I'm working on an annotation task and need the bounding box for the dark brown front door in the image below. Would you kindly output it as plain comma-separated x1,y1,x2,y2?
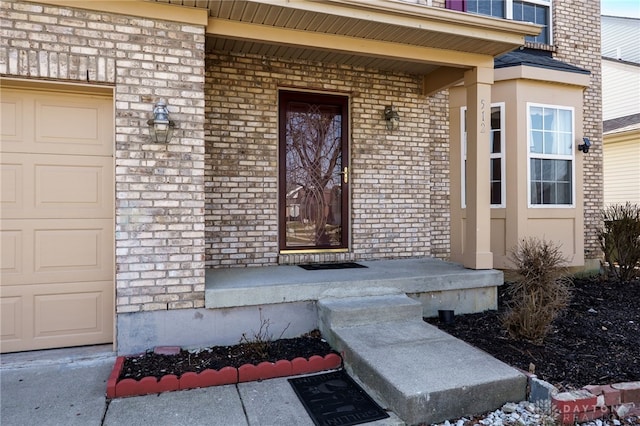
279,91,349,251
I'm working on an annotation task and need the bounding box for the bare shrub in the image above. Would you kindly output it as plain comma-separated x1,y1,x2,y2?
502,237,572,344
239,309,290,359
599,202,640,282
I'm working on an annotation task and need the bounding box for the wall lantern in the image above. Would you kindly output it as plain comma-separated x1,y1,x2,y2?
147,100,175,143
578,137,591,153
384,105,400,131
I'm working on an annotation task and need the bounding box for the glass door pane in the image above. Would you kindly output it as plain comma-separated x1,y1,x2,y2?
279,92,348,250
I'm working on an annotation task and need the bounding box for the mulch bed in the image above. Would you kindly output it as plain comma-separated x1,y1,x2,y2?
426,276,640,391
117,276,639,394
119,330,336,381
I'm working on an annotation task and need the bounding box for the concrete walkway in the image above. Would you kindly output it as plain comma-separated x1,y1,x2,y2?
318,295,526,425
0,346,402,426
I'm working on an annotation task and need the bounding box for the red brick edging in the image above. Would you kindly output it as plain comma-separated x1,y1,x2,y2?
106,353,343,399
552,381,640,424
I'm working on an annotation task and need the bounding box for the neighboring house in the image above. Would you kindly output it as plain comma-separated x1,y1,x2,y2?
601,15,640,205
0,0,601,355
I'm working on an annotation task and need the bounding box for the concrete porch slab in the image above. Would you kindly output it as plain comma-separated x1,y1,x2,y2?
205,258,503,314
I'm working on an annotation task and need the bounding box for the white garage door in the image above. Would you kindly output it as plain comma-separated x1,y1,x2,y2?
1,84,114,353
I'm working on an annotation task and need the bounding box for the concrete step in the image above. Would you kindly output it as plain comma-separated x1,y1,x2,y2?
319,295,527,425
318,294,423,329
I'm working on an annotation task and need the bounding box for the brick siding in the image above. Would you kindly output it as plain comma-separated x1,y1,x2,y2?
0,0,207,313
204,52,450,267
553,1,603,262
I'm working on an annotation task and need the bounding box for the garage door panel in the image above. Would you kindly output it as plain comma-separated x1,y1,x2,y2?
36,228,103,272
1,84,113,353
0,163,22,209
1,281,112,352
1,229,23,275
0,219,113,286
36,164,102,205
1,153,112,219
1,296,24,343
0,93,24,144
1,89,112,156
36,102,100,145
35,290,104,337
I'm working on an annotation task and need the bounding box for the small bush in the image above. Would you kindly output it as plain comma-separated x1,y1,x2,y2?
502,237,571,344
599,202,640,282
238,309,290,359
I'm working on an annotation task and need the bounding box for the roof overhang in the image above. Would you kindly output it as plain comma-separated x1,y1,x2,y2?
199,0,540,94
495,65,592,87
35,0,542,94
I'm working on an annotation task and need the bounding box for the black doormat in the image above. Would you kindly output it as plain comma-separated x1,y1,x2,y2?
288,370,390,426
298,262,367,271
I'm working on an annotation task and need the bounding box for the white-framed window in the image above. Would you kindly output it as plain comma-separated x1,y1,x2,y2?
461,103,506,208
466,0,506,18
460,0,552,45
513,0,551,44
527,103,575,207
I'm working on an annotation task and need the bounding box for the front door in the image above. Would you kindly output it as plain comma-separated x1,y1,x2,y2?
279,91,349,251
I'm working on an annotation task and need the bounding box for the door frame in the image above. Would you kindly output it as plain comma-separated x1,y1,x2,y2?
277,90,350,253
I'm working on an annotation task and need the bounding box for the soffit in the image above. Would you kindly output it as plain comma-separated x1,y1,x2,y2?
152,0,541,75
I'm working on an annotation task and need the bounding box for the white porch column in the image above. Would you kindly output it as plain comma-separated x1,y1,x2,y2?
463,66,493,270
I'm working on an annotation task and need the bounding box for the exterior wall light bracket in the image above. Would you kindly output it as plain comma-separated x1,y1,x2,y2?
578,137,591,153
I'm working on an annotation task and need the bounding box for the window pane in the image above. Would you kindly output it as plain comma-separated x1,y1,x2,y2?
491,107,501,130
531,158,541,180
542,160,554,180
531,130,543,153
491,158,502,180
543,108,556,131
531,181,541,204
557,160,571,182
542,182,555,204
530,107,543,129
491,131,501,153
558,133,572,155
544,132,555,154
467,0,478,12
558,109,572,132
523,2,535,22
491,182,502,205
536,5,547,25
478,0,491,15
513,1,523,20
493,0,505,17
557,182,572,204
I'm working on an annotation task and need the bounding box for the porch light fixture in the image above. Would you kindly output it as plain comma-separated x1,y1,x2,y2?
384,105,400,131
147,100,175,143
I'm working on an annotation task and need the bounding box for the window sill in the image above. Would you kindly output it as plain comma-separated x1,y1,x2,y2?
523,41,556,52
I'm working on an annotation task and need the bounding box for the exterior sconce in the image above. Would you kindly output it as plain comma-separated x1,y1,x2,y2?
147,100,175,143
578,137,591,153
384,105,400,131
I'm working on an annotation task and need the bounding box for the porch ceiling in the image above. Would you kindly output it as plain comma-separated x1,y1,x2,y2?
153,0,541,79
